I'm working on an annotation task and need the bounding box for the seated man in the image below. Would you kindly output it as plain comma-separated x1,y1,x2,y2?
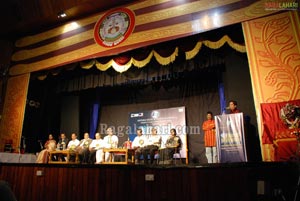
89,133,104,164
142,127,161,164
161,128,182,164
56,133,69,150
103,127,119,162
67,133,80,162
56,133,69,161
76,132,92,163
132,128,147,164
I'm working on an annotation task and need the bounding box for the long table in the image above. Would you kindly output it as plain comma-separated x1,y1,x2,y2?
0,152,37,163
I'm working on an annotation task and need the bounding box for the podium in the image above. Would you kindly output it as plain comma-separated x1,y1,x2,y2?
215,113,247,163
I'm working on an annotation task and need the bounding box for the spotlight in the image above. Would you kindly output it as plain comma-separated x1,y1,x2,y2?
57,11,67,18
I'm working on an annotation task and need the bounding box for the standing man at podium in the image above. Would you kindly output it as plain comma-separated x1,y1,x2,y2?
228,100,241,114
202,111,217,163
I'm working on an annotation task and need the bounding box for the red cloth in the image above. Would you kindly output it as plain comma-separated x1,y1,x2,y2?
273,135,298,161
261,99,300,144
261,99,300,161
230,108,241,114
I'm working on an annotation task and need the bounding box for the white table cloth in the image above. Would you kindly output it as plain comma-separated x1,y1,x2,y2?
0,152,37,163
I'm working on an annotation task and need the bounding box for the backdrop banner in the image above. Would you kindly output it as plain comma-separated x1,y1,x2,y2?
128,106,187,158
215,113,247,163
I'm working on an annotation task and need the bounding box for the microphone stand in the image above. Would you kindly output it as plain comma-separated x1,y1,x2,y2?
38,140,43,150
22,137,26,153
18,146,21,163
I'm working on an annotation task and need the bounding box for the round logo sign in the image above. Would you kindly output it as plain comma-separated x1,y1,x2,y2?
94,8,135,48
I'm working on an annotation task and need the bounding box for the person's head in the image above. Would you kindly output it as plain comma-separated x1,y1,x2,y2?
83,132,89,139
151,127,157,135
136,128,143,136
71,133,77,140
48,134,54,140
60,133,66,139
170,128,177,136
229,100,238,111
95,132,101,139
106,127,113,136
206,111,213,120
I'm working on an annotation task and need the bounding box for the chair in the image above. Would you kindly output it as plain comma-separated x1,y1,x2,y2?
138,150,160,164
156,147,182,165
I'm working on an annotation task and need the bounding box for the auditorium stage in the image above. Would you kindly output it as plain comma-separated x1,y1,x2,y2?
0,162,299,201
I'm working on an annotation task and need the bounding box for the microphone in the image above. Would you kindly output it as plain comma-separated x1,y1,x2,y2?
225,107,230,110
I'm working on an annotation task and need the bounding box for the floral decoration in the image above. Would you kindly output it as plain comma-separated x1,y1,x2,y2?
280,103,300,129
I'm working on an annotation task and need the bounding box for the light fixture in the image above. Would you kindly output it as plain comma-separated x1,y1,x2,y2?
57,11,67,18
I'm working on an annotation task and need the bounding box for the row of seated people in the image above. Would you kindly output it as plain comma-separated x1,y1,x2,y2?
36,127,182,165
36,128,118,163
132,127,182,164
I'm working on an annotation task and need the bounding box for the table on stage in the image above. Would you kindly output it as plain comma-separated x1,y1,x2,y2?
48,150,79,164
102,148,135,164
0,152,37,163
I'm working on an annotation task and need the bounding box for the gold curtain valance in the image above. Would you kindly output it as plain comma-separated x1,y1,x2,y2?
186,35,246,60
82,48,179,73
79,35,245,73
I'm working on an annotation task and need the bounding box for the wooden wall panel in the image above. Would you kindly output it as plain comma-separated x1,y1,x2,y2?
0,164,298,201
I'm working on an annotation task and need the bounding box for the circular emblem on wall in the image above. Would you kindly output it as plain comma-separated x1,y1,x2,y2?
94,8,135,48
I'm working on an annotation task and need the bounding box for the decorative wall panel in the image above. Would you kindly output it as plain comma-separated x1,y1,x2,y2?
243,11,300,161
9,0,280,76
0,74,30,151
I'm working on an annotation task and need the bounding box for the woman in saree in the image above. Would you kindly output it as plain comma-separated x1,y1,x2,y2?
36,134,57,163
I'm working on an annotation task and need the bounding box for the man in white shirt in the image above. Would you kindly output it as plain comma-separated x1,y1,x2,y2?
67,133,80,149
103,127,119,162
89,133,104,164
132,128,147,164
67,133,80,162
142,127,161,164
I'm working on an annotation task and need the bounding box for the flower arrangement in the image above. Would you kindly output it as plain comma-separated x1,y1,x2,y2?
280,103,300,129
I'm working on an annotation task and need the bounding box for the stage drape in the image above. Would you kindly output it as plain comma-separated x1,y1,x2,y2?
261,99,300,161
33,45,226,93
89,103,100,139
22,81,61,153
25,48,225,156
218,82,226,114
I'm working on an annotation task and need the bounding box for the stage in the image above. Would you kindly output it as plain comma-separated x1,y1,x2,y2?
0,162,299,201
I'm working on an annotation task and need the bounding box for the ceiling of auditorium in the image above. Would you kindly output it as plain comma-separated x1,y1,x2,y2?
0,0,138,39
